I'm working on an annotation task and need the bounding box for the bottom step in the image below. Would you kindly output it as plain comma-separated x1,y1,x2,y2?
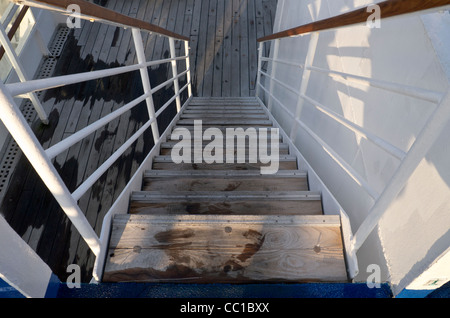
103,214,348,283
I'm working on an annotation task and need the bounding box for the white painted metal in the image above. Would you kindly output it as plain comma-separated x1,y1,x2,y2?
255,42,264,98
169,37,182,112
256,95,359,279
261,56,305,69
290,32,319,142
0,215,54,298
0,22,48,124
71,117,155,201
6,55,188,98
259,82,380,200
351,90,450,252
267,39,280,112
0,81,101,257
132,28,160,144
299,93,407,160
184,41,193,98
155,81,190,118
307,65,444,104
1,3,19,27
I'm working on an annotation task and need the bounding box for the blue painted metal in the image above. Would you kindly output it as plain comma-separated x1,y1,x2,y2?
55,282,392,298
0,278,25,298
44,274,61,298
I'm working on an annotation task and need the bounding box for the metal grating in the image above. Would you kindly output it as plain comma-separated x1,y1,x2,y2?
0,26,70,203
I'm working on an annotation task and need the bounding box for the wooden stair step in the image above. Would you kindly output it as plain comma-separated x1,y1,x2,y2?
129,191,323,215
159,141,289,155
151,155,298,170
172,126,282,135
168,128,283,142
183,109,266,115
142,170,308,191
189,100,260,106
180,113,269,119
103,214,348,283
186,106,263,111
177,119,273,126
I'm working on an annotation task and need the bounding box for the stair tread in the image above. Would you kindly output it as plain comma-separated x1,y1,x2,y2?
129,191,323,215
142,170,308,191
132,190,321,200
103,214,348,283
181,114,269,119
144,170,307,177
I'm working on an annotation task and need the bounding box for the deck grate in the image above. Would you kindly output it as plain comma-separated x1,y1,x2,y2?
0,26,70,203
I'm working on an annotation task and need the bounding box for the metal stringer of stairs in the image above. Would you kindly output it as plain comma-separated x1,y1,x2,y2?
102,97,348,284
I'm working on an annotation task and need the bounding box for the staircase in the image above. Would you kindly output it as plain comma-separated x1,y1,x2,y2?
102,97,348,283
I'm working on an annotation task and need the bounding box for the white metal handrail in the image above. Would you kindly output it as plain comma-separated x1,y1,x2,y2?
0,5,192,272
6,55,189,98
255,3,450,269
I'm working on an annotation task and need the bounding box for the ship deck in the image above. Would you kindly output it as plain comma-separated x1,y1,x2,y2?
0,0,277,282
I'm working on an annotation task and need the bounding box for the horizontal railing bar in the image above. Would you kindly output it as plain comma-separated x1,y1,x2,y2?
258,79,407,160
45,93,150,159
308,65,444,104
259,82,379,199
6,55,188,97
72,117,155,201
261,57,305,68
155,81,190,118
15,0,189,41
259,70,301,96
299,93,407,160
151,69,189,95
258,0,450,42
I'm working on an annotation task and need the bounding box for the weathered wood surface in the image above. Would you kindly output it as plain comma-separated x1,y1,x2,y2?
159,141,290,155
103,214,348,283
151,155,298,171
129,191,323,215
142,170,308,191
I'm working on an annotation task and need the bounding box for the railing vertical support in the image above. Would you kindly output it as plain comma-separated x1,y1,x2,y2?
184,40,193,98
169,37,182,112
132,28,160,143
255,42,264,98
0,22,48,125
290,32,319,142
0,81,101,257
267,39,280,112
351,90,450,253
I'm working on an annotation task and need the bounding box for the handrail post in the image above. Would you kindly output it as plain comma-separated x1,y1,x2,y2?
290,32,319,142
267,39,280,112
351,90,450,253
184,41,193,98
255,42,264,98
169,37,182,112
132,28,160,144
0,81,101,256
0,22,49,125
